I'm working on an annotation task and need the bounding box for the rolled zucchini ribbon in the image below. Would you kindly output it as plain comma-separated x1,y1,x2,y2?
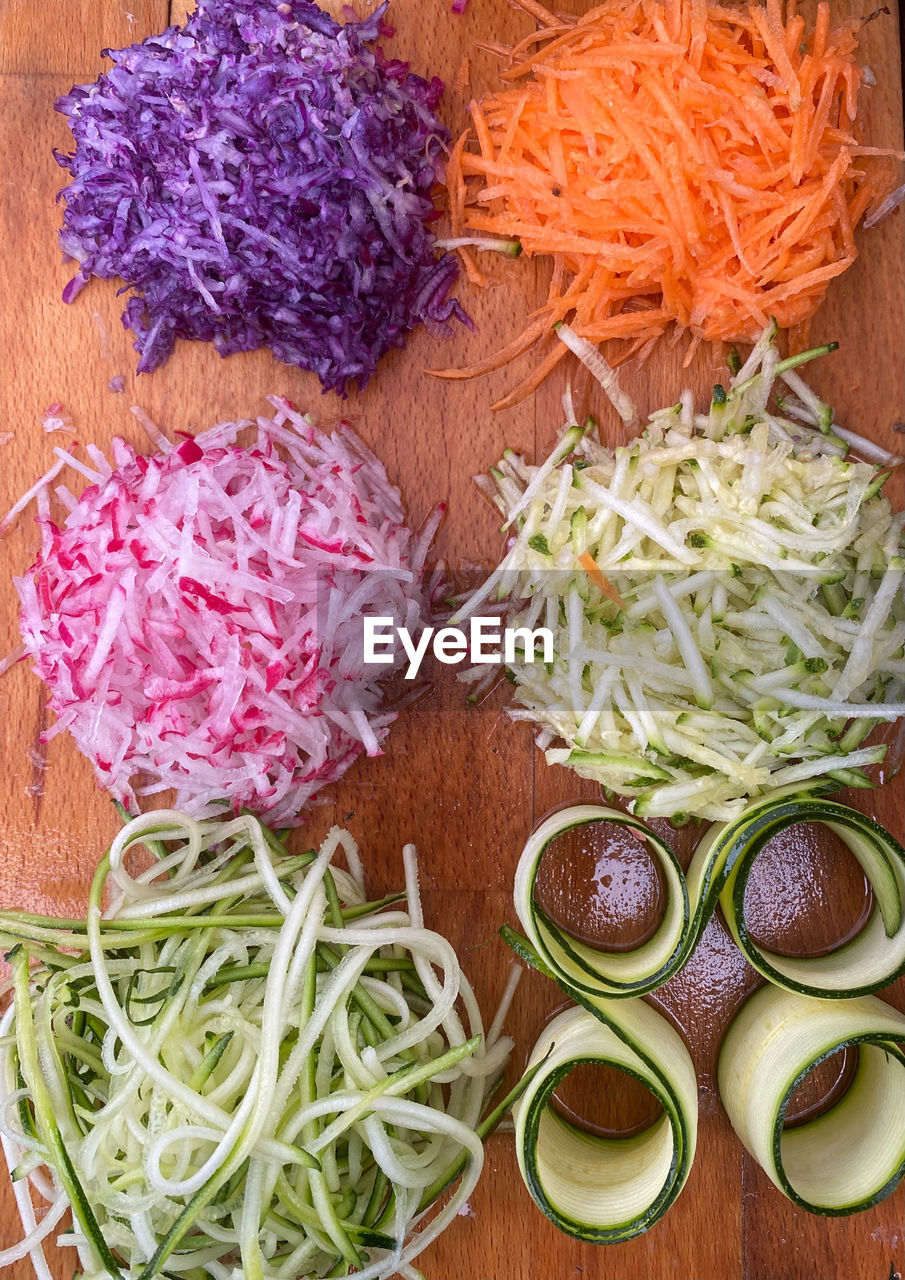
719,986,905,1215
514,790,905,999
514,1002,697,1243
510,791,905,1237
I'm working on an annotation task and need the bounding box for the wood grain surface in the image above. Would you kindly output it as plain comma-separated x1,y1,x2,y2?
0,1,903,1278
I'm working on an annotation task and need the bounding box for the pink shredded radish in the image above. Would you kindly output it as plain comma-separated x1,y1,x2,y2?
0,459,69,539
41,403,72,434
14,399,440,824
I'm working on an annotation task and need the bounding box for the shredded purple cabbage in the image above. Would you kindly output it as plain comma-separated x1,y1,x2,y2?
54,0,467,393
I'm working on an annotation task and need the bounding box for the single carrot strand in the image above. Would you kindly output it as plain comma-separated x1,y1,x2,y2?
507,0,562,30
429,317,550,380
490,341,569,411
578,552,627,609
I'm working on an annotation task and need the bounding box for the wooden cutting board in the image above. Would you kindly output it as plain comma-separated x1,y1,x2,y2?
0,1,902,1277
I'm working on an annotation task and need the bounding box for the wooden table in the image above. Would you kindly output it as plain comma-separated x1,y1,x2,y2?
0,1,902,1277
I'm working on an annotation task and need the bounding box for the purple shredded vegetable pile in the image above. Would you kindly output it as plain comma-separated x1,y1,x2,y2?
54,0,466,393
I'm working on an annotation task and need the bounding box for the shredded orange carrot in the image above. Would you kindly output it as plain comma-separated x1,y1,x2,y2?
447,127,488,288
578,551,627,609
431,316,550,380
508,0,562,29
439,0,903,403
491,340,568,410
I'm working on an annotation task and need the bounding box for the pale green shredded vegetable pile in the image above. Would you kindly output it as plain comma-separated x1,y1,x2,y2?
458,328,905,820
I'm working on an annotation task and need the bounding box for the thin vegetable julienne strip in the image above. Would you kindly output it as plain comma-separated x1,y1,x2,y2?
307,1038,482,1156
416,1052,551,1212
294,950,362,1272
0,893,404,947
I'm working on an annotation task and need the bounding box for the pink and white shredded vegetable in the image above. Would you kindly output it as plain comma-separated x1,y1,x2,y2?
14,400,441,824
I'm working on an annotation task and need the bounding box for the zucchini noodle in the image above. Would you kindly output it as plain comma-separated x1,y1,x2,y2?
508,793,905,1237
0,811,519,1280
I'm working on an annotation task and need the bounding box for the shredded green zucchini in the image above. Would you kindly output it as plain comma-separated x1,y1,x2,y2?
458,329,904,819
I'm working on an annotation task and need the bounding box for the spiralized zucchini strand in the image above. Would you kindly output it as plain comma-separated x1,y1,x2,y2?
0,812,515,1280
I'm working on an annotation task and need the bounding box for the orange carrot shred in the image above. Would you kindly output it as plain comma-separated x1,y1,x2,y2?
428,317,550,380
445,0,901,408
490,341,568,411
508,0,562,29
578,552,627,609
